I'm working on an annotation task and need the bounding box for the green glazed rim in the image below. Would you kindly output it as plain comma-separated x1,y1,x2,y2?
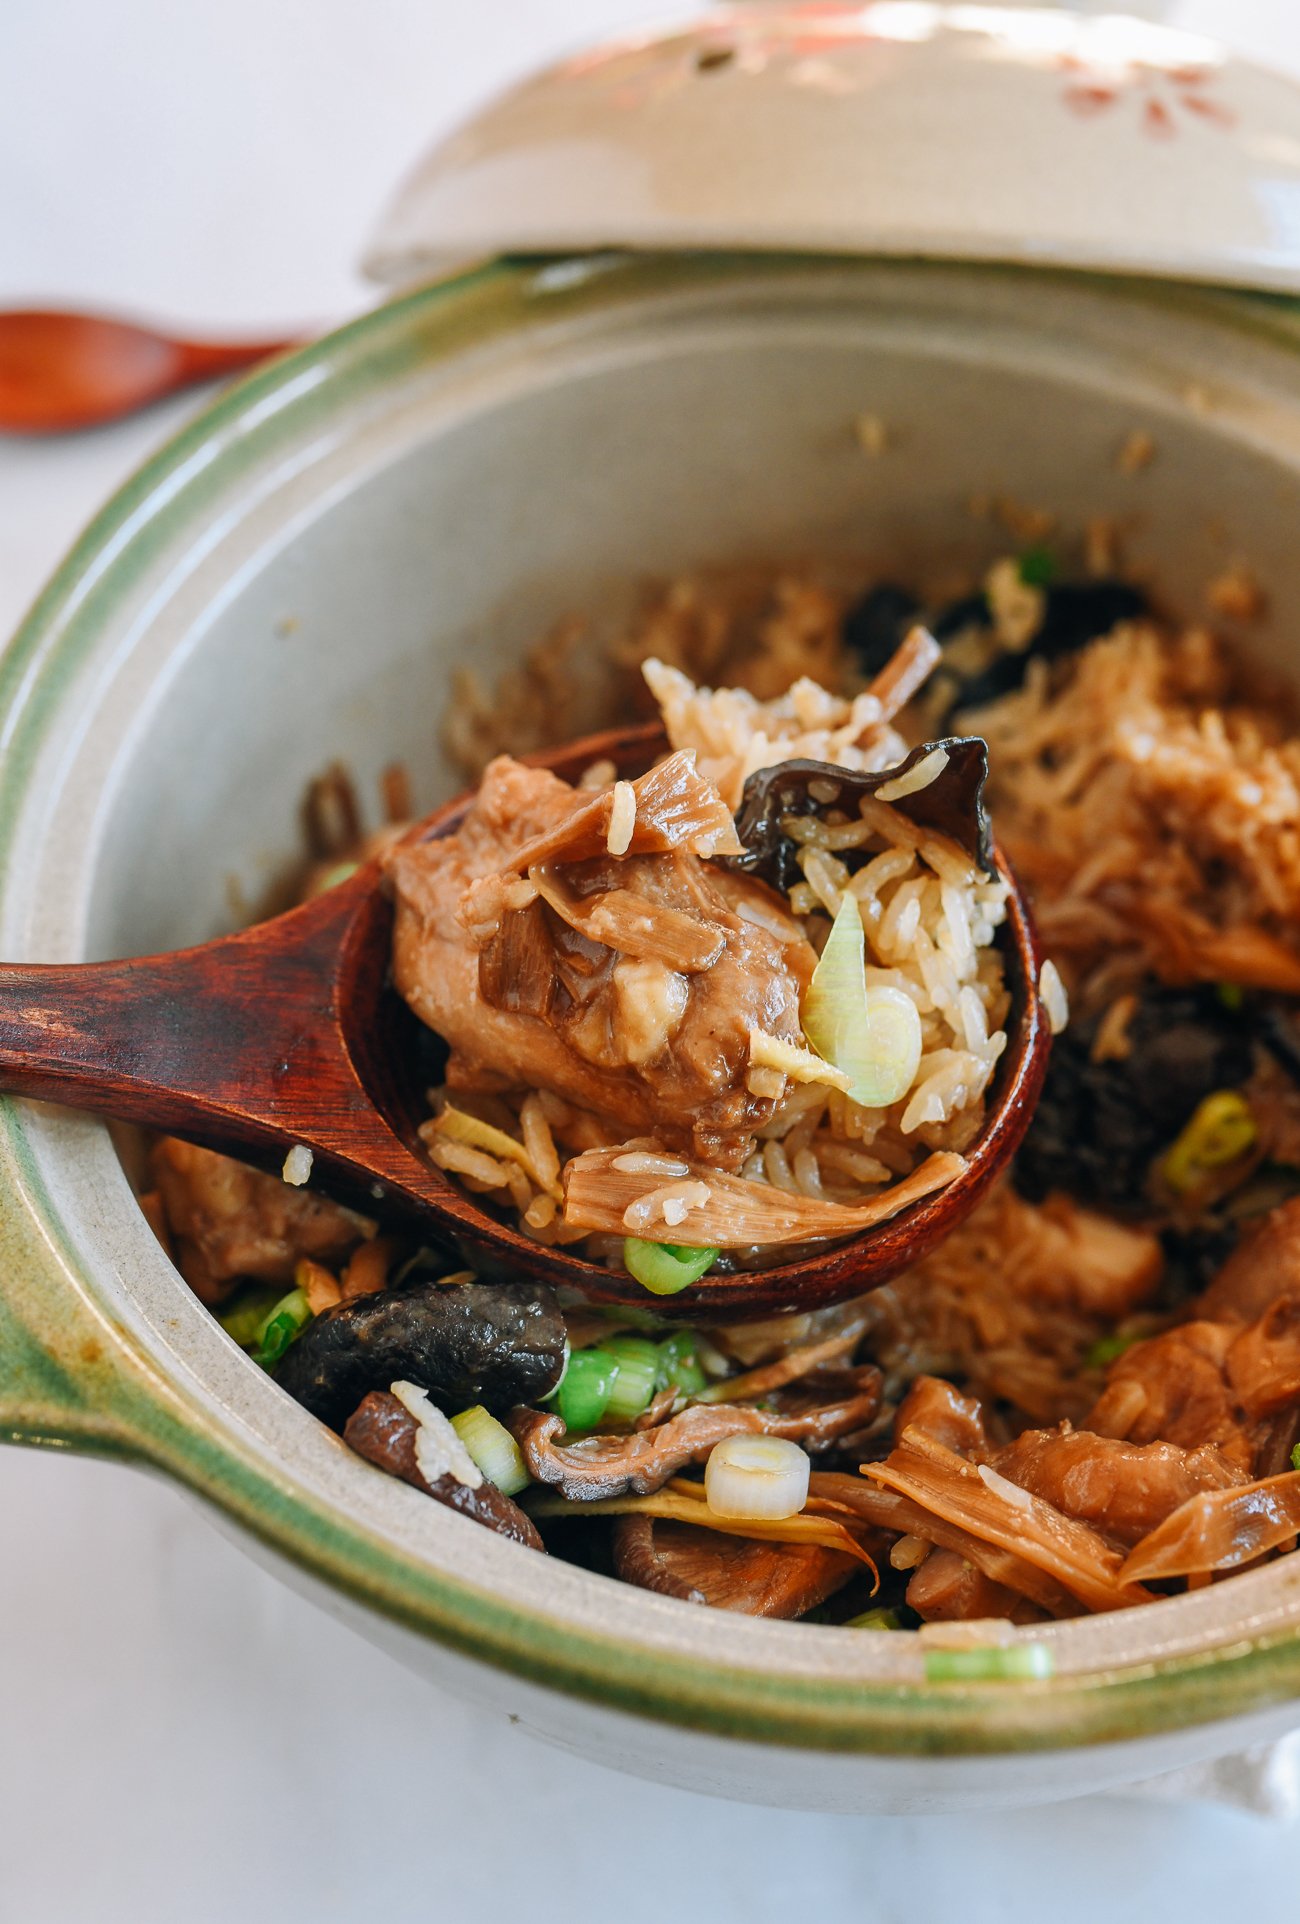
4,251,1300,1758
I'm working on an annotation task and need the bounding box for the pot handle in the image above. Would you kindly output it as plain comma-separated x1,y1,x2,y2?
0,1149,157,1459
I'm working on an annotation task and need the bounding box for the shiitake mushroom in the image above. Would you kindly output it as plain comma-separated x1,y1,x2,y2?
842,576,1149,714
274,1274,567,1431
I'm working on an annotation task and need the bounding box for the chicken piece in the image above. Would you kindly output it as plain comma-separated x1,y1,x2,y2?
150,1138,371,1305
612,1515,857,1617
470,747,745,875
1225,1294,1300,1423
1197,1197,1300,1325
862,1182,1165,1430
1008,1195,1165,1320
1085,1321,1256,1475
860,1429,1158,1612
894,1376,990,1457
993,1427,1245,1547
387,754,817,1171
904,1548,1040,1624
812,1472,1084,1619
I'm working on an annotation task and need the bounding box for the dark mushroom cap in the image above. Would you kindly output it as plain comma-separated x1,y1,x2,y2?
275,1278,567,1431
725,740,994,894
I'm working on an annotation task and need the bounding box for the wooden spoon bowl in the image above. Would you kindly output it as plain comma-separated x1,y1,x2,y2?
0,723,1049,1320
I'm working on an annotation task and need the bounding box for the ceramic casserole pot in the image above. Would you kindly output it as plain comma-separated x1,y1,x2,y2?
9,6,1300,1814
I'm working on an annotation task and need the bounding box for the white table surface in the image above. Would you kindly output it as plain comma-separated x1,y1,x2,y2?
5,3,1300,1918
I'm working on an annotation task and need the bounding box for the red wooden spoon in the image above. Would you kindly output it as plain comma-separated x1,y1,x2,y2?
0,308,296,434
0,725,1049,1317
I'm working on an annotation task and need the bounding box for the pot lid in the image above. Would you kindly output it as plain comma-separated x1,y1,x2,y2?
362,3,1300,295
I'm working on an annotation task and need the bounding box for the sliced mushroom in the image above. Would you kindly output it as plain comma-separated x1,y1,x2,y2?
343,1390,543,1550
512,1367,881,1501
275,1278,567,1431
612,1514,856,1617
724,737,996,892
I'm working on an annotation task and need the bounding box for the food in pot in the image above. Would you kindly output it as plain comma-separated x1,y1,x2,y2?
386,629,1010,1271
141,554,1300,1633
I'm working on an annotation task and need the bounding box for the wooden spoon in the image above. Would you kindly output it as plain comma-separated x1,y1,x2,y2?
0,724,1050,1319
0,308,296,434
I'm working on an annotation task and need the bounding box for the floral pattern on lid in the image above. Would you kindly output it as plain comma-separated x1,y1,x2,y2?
363,2,1300,293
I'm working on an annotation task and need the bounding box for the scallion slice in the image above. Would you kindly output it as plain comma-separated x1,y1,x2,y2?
603,1336,661,1421
656,1331,708,1398
845,1607,902,1631
451,1405,530,1496
802,894,922,1109
249,1286,313,1369
623,1239,717,1297
1018,544,1057,588
705,1434,810,1520
307,859,360,897
218,1284,288,1350
923,1643,1055,1683
550,1347,619,1433
1084,1328,1142,1371
1161,1089,1257,1194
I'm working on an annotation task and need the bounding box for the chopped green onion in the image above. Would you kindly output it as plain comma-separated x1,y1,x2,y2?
451,1405,531,1496
1084,1328,1143,1371
656,1331,708,1399
218,1284,288,1349
551,1347,619,1432
705,1433,810,1519
845,1607,902,1631
923,1643,1055,1683
1291,1442,1300,1474
307,859,360,897
623,1238,717,1297
1018,545,1057,588
1216,982,1246,1013
802,895,922,1109
603,1336,662,1421
249,1286,313,1369
1161,1090,1257,1194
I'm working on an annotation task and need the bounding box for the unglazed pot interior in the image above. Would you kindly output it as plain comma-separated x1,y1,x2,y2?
9,256,1300,1799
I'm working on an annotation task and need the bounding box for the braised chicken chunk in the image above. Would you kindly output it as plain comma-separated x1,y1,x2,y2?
150,1138,371,1304
387,751,817,1170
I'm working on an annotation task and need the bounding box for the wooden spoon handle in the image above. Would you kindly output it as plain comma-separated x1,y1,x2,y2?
0,940,336,1151
0,309,299,434
0,876,387,1163
174,336,297,382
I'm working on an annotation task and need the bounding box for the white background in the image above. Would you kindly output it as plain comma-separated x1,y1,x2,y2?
3,2,1300,1918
